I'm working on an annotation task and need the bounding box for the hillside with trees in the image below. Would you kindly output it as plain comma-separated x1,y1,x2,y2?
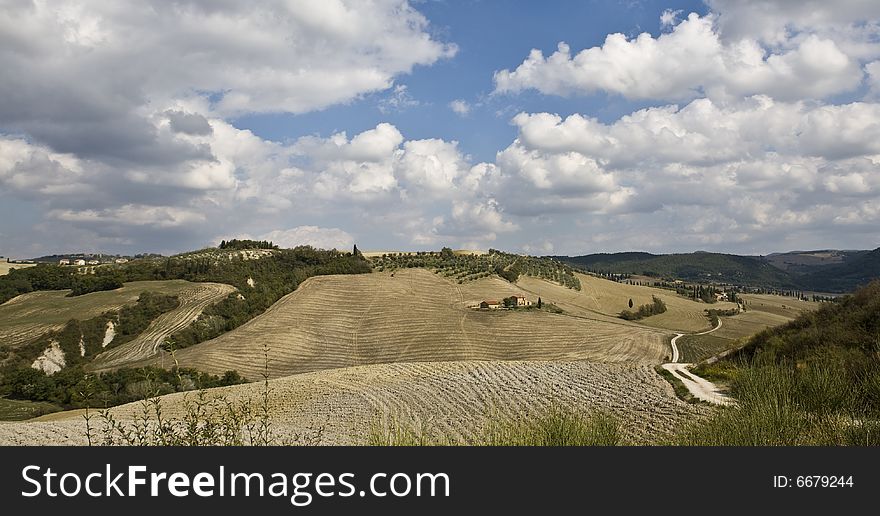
793,247,880,293
686,280,880,445
370,248,582,290
0,264,126,304
558,251,795,287
558,247,880,292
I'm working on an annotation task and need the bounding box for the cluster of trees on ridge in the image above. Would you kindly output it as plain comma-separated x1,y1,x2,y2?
371,248,581,290
218,239,278,250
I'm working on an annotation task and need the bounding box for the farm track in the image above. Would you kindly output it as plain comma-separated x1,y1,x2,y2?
151,269,673,380
89,282,236,371
0,360,708,445
663,320,734,405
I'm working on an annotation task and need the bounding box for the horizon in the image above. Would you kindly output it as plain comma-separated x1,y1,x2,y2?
2,1,880,258
7,244,876,262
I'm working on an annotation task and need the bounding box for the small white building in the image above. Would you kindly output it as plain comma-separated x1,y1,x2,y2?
114,258,129,264
73,259,86,266
87,260,100,265
59,259,70,265
515,295,532,307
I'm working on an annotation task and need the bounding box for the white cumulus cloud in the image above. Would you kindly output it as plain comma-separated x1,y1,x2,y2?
253,226,355,251
494,11,870,102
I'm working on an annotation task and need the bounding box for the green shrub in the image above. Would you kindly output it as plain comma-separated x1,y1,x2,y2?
619,295,667,320
482,406,622,446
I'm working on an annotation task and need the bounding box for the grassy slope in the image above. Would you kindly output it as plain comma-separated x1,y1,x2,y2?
516,272,737,332
0,280,229,350
682,282,880,445
88,282,236,370
677,294,817,363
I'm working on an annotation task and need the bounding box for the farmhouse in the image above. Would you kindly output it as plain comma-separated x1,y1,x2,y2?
58,259,70,265
479,300,501,309
87,260,100,265
514,295,532,307
73,259,86,266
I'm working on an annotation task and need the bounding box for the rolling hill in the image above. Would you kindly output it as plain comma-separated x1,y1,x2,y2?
557,248,880,292
558,251,795,286
791,248,880,293
0,280,219,350
143,268,681,380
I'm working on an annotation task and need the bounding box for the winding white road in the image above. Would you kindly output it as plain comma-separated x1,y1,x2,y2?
661,318,734,406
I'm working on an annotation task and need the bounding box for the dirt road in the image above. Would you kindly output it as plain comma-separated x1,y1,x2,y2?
662,319,734,406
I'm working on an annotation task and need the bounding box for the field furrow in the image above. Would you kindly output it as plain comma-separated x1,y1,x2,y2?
149,269,672,379
0,360,708,445
89,282,236,370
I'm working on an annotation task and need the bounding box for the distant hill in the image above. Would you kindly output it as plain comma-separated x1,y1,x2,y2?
556,251,796,287
556,247,880,293
764,249,868,275
793,248,880,293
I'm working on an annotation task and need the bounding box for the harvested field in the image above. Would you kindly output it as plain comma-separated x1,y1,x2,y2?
0,360,707,445
677,307,808,363
739,294,817,319
0,262,35,276
0,280,221,349
89,282,236,371
515,273,737,332
145,269,672,380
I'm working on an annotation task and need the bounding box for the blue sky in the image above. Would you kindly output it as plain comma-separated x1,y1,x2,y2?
1,1,880,258
234,0,710,162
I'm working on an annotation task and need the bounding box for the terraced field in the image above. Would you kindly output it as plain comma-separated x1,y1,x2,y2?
515,273,737,332
147,269,672,380
0,280,221,349
89,282,236,371
0,360,707,445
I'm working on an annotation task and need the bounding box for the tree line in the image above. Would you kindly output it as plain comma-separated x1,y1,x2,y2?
218,239,278,250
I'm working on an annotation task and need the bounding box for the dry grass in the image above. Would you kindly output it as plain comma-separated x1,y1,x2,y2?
0,360,707,445
676,299,815,363
147,269,672,379
0,262,36,276
515,273,736,332
739,293,818,319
